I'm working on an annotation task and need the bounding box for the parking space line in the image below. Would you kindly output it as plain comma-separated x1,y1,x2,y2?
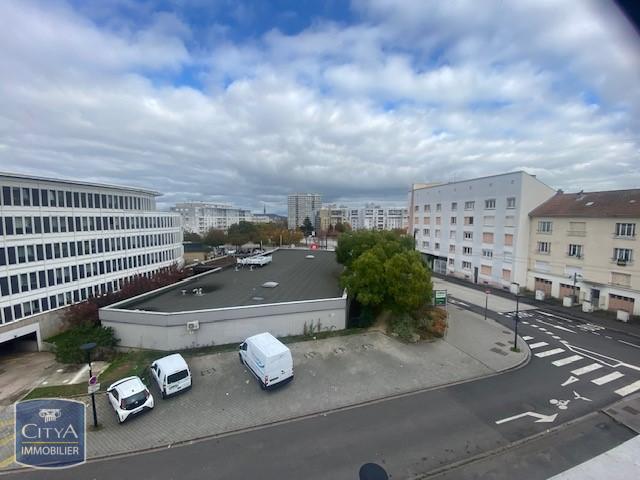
591,371,625,386
615,380,640,397
522,336,534,341
552,355,583,367
571,363,602,376
535,348,565,358
0,455,15,469
529,342,549,349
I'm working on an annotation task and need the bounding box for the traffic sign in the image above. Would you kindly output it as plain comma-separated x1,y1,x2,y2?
89,375,97,386
434,290,447,306
88,383,100,394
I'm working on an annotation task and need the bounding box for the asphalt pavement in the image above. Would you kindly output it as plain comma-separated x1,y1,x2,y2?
3,281,639,479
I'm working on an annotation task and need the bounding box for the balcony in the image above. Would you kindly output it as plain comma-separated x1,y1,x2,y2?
566,253,584,260
611,258,633,267
612,233,636,240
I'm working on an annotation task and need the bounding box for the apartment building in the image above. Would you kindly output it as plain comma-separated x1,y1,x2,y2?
287,193,322,230
527,189,640,316
172,202,252,234
350,204,408,231
408,171,556,288
0,172,183,347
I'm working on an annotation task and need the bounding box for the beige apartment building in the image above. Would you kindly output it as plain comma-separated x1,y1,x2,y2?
527,189,640,317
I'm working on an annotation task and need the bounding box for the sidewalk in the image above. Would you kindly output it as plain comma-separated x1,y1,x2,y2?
432,273,640,339
1,307,528,467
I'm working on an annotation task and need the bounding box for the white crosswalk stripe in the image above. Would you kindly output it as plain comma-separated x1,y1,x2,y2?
522,336,534,341
552,355,583,367
535,348,565,358
529,342,548,349
615,381,640,397
591,371,624,385
571,363,603,376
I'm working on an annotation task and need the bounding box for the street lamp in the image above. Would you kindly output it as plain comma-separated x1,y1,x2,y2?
511,283,521,351
80,342,99,428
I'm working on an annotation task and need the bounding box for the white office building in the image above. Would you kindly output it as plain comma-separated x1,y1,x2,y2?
171,202,252,234
0,172,184,348
288,193,322,230
408,171,555,289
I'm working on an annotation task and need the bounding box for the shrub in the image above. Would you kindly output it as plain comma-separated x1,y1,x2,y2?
389,313,417,342
414,306,448,339
52,325,119,364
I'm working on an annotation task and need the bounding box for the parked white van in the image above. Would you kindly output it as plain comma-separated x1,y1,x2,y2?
150,353,192,398
239,333,294,390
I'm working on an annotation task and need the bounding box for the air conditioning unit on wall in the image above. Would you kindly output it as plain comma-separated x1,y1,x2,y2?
186,320,200,331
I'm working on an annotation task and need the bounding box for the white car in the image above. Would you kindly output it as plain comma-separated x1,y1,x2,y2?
150,354,192,399
107,376,154,424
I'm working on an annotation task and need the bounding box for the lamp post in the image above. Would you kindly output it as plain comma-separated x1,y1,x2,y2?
80,342,99,428
484,289,490,321
511,283,520,351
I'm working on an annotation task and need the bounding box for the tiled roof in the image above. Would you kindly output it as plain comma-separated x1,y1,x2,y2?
529,189,640,218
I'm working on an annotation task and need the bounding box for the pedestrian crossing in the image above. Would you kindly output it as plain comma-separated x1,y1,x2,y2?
522,335,640,398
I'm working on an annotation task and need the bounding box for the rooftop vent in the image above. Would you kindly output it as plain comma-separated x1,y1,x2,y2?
252,296,265,301
262,281,279,288
630,200,637,204
585,201,594,206
306,255,315,259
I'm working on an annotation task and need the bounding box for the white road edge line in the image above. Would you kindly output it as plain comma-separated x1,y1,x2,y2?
619,340,640,350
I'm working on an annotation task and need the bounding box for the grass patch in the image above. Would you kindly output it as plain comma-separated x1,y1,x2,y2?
24,328,366,400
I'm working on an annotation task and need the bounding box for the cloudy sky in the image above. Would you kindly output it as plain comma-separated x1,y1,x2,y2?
1,0,639,213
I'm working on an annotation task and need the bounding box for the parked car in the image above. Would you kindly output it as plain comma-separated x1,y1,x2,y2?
106,376,154,424
239,332,294,390
150,353,192,398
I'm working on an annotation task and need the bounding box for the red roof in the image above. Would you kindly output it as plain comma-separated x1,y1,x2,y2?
529,189,640,218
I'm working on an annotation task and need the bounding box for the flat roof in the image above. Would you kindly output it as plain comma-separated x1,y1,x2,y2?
120,249,344,312
0,171,161,196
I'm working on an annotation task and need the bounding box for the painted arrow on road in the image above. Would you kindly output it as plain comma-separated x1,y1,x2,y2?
495,411,558,425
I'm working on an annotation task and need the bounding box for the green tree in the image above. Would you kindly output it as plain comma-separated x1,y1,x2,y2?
203,228,226,247
336,230,414,268
227,221,258,247
300,217,314,236
183,231,202,242
384,250,432,313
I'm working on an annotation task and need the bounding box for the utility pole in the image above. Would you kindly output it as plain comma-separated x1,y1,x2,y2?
572,272,578,303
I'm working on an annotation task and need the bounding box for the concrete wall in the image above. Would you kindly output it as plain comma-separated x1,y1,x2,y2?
0,307,66,350
100,296,347,350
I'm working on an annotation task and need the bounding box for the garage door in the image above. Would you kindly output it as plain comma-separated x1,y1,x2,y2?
535,278,552,297
559,283,579,300
609,294,634,315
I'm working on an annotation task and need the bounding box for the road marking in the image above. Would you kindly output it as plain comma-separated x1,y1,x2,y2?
563,344,640,373
538,311,573,322
456,301,469,307
537,319,575,333
497,312,503,315
593,332,601,336
552,336,561,340
535,348,565,358
529,342,549,349
496,411,557,425
573,391,591,402
552,355,583,367
538,328,548,332
619,340,640,350
522,336,534,341
615,380,640,397
0,455,15,469
605,336,612,340
561,376,579,386
591,371,624,385
571,363,603,376
522,321,530,325
69,364,90,385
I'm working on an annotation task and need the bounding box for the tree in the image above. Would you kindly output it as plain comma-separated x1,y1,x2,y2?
300,217,314,236
227,221,258,248
384,251,432,313
335,230,413,268
183,231,202,242
203,228,226,247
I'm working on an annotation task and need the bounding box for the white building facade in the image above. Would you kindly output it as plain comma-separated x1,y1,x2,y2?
408,171,555,289
0,172,183,347
287,193,322,230
171,202,252,234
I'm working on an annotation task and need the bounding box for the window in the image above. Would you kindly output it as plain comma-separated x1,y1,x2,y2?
538,221,552,233
483,216,495,226
504,234,514,246
449,245,455,253
422,241,429,248
485,199,496,209
611,272,631,287
15,217,23,235
448,258,455,266
463,246,472,255
464,201,475,210
613,248,632,263
2,186,11,206
502,269,511,281
434,242,440,250
483,232,494,243
615,223,636,238
414,205,419,212
436,217,441,225
568,221,586,236
537,241,551,254
449,231,456,240
436,203,441,212
464,216,474,225
423,217,430,224
482,249,493,258
451,202,457,211
568,244,583,258
505,216,515,227
463,231,473,240
435,229,440,238
422,228,428,235
450,216,457,225
506,197,516,209
480,265,492,276
462,261,472,270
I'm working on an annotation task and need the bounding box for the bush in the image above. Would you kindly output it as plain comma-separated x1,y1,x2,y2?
414,306,448,339
389,313,417,342
52,325,119,364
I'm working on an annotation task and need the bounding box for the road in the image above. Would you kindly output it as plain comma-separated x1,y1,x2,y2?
3,298,639,479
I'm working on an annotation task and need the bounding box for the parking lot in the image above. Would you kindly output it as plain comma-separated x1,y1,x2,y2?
82,330,505,458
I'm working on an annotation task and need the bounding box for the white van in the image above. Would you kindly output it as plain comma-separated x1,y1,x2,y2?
150,353,192,398
239,333,294,390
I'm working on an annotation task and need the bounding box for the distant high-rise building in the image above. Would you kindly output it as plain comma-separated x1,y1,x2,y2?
287,193,322,230
171,202,251,234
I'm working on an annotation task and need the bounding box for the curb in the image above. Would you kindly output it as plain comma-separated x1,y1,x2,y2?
0,338,532,474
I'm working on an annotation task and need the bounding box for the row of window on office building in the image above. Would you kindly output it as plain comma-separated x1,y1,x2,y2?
0,232,179,267
1,213,178,237
1,185,154,211
0,266,174,325
414,198,517,213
